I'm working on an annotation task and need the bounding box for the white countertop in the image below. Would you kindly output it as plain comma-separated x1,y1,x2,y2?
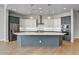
14,31,66,35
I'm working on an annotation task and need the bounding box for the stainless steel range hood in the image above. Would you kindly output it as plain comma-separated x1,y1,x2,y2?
38,15,44,25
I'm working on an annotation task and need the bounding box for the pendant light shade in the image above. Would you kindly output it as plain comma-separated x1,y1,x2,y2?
48,16,51,19
30,16,33,19
30,4,33,19
47,4,51,19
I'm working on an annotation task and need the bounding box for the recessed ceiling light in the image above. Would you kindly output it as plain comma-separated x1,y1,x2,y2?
64,8,66,10
12,9,16,11
48,16,51,19
40,11,42,13
39,8,42,9
30,16,33,19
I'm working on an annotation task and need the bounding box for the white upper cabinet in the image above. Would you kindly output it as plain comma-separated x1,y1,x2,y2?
43,18,61,31
25,19,36,27
20,19,37,31
20,18,61,31
53,18,61,31
20,19,25,31
43,19,54,27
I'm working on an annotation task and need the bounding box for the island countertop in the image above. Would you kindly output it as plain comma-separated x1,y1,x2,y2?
14,31,66,35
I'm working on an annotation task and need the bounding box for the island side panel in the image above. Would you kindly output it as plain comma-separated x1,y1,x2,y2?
17,35,22,47
16,35,63,47
59,35,63,46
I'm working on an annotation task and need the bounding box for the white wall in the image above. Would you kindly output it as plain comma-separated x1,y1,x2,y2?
0,5,9,42
70,9,74,42
0,5,5,41
42,18,61,31
20,19,37,31
75,12,79,38
73,10,79,39
4,6,9,42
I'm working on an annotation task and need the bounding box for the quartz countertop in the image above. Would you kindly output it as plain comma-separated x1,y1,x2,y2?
14,31,66,35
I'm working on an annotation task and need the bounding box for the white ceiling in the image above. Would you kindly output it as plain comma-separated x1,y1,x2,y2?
7,4,79,15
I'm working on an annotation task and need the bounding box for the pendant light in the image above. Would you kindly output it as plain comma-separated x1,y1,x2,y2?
47,4,51,19
30,4,34,19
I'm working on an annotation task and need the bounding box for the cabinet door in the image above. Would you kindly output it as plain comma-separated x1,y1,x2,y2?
25,19,37,31
40,36,60,47
61,16,71,41
43,18,61,31
17,35,61,47
20,19,37,31
9,16,19,24
64,32,71,41
20,35,41,47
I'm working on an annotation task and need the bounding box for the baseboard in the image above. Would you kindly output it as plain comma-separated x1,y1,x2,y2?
74,38,79,39
0,39,9,42
0,39,6,41
74,38,79,42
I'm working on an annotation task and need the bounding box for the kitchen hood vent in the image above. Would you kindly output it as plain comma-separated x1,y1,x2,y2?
38,15,44,25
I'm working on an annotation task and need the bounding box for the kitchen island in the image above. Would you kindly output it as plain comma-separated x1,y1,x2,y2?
14,32,65,47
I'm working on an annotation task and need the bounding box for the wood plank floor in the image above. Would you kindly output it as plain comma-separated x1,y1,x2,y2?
0,40,79,55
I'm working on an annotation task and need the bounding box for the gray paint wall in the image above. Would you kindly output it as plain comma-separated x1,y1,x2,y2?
0,5,9,42
0,5,5,41
74,10,79,38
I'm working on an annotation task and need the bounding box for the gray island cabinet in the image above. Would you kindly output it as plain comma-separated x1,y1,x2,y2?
14,32,65,47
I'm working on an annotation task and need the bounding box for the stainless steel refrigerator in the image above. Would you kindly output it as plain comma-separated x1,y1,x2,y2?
9,23,19,41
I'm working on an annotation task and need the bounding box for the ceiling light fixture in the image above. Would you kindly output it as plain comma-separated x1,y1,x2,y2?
48,16,51,19
30,16,33,19
64,8,66,10
30,4,34,19
39,8,42,10
12,9,16,11
40,11,42,13
47,4,51,19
